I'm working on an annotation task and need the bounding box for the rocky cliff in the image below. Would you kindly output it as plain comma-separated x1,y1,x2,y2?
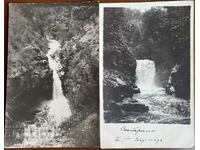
6,46,53,122
103,8,149,122
51,5,99,147
6,4,53,122
166,62,190,100
134,7,191,99
6,4,100,147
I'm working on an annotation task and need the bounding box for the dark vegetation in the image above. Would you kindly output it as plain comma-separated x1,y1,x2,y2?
103,7,191,121
52,5,99,146
6,4,99,147
51,5,99,115
141,7,190,99
7,4,53,122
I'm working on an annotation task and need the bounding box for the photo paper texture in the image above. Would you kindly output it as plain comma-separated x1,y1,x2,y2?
100,1,194,148
5,3,99,148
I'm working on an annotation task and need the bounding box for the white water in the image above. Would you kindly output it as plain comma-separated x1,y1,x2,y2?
46,39,72,122
114,59,190,124
18,39,72,147
136,59,156,92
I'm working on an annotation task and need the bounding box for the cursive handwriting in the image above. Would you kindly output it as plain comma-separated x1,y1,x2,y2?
135,137,162,144
115,136,163,145
121,126,156,135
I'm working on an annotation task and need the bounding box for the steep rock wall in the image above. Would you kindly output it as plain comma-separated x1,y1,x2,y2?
52,6,99,147
6,46,53,122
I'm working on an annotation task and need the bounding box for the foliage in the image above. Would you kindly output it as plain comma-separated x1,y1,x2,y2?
6,4,99,147
103,6,191,100
141,6,191,97
7,4,54,122
53,6,99,114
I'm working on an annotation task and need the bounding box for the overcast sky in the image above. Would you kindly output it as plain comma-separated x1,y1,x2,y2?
129,5,163,13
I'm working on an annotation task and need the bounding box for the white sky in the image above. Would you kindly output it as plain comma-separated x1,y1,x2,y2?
101,1,193,13
129,5,163,12
130,6,156,13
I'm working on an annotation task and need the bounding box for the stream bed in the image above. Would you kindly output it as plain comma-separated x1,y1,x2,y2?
115,88,190,124
108,59,190,124
6,38,72,147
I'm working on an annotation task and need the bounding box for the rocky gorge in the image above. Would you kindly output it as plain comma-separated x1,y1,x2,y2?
103,7,191,123
5,4,99,147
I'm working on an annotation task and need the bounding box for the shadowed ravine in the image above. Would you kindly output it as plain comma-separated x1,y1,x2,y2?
112,60,190,124
13,38,73,147
5,5,99,148
46,38,72,122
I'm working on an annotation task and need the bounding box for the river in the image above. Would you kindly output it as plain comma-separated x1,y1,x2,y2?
115,59,190,124
11,38,72,147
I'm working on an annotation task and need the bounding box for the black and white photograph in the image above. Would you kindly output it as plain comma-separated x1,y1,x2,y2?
100,1,194,148
103,3,192,124
5,3,99,147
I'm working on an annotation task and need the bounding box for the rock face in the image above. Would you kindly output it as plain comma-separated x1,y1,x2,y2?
166,62,190,100
121,102,149,112
6,4,54,122
103,8,148,119
6,4,100,147
104,70,140,102
51,6,99,147
55,7,99,115
6,46,53,121
134,7,191,90
103,62,142,116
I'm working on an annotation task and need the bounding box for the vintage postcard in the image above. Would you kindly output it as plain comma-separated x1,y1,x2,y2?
100,1,194,148
5,3,99,147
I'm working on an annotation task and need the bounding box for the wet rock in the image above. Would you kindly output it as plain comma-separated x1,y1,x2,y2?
6,46,53,122
166,84,175,95
116,85,135,99
132,87,140,94
121,102,149,113
103,69,140,103
122,98,138,104
166,62,190,100
54,8,99,117
129,99,138,103
104,84,138,102
34,55,48,61
106,101,121,115
104,101,122,123
103,8,137,108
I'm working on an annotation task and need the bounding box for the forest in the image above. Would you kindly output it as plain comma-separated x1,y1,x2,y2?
6,4,99,147
5,3,192,146
103,6,191,123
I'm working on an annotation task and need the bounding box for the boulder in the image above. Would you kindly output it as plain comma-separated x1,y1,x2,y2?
166,84,175,95
104,84,138,102
122,98,138,104
129,99,138,103
132,87,141,94
107,101,122,115
121,102,149,113
166,63,190,100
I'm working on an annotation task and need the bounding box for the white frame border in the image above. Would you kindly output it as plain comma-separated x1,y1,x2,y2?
100,1,194,148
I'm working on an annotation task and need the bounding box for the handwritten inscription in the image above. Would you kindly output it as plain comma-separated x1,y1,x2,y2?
121,126,156,135
115,126,162,144
115,136,163,144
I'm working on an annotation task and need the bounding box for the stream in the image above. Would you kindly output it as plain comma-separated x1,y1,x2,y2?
115,59,190,124
11,38,72,147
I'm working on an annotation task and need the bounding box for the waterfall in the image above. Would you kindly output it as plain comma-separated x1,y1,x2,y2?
19,39,72,147
46,38,72,122
136,59,156,92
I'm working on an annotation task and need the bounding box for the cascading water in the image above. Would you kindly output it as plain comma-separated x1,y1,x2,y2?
19,38,72,147
46,38,72,121
113,59,190,124
136,59,156,92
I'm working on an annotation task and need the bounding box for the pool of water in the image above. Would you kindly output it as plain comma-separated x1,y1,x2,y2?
110,88,190,124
